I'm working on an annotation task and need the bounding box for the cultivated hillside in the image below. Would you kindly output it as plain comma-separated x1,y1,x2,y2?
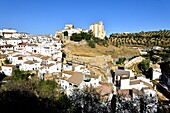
109,30,170,47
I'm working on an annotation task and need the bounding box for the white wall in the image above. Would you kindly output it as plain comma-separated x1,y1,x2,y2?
2,66,13,76
152,70,162,80
48,63,62,73
62,73,72,78
74,65,85,72
63,64,72,71
22,63,41,71
120,79,130,89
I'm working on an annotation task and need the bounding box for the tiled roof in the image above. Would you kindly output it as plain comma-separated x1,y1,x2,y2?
115,69,130,76
0,54,7,59
67,72,83,86
96,84,113,96
24,60,39,64
2,64,15,67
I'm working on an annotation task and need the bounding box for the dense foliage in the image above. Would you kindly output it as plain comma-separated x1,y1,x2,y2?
12,68,34,80
70,30,108,48
139,59,150,72
87,40,95,48
70,31,93,42
0,78,73,113
4,58,12,64
63,31,68,37
36,80,58,98
0,76,160,113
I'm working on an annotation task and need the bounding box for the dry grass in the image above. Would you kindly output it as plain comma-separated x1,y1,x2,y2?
65,42,139,58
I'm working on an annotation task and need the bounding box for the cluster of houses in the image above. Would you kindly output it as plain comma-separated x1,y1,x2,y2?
0,37,62,77
114,68,157,97
0,29,113,101
0,28,29,39
0,28,164,108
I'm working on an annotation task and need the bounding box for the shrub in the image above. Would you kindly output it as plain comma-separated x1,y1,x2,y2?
116,57,126,65
87,40,95,48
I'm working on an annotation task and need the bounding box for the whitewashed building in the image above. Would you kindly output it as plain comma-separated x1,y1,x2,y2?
1,29,17,38
152,63,162,80
2,64,15,76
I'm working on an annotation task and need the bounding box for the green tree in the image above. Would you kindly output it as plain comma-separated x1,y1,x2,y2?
139,59,150,72
151,55,160,63
36,80,58,98
4,58,12,64
104,36,108,40
12,69,32,80
116,57,126,65
63,31,68,37
88,30,94,38
81,32,91,41
70,33,83,42
87,40,95,48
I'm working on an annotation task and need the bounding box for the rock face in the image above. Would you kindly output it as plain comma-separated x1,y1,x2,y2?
67,54,113,67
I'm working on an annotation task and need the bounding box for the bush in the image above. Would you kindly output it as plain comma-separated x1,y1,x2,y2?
70,32,93,42
36,80,58,98
139,59,150,72
70,33,83,42
4,58,12,64
12,69,32,80
87,40,95,48
116,57,126,65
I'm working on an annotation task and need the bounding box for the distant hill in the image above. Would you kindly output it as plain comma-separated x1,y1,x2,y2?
109,30,170,47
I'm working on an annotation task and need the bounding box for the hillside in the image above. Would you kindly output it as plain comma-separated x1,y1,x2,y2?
63,41,139,71
109,30,170,47
64,41,139,59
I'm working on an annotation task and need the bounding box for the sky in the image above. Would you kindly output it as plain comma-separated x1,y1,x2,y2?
0,0,170,35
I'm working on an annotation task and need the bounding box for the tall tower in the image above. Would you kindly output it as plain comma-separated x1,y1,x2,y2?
89,21,106,39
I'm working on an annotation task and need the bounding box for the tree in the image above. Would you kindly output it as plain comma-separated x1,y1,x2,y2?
87,40,95,48
88,30,94,38
70,33,83,42
12,69,32,80
110,69,115,82
36,80,59,98
63,31,68,37
139,59,150,72
151,55,160,63
114,94,158,113
0,79,73,113
4,58,12,64
69,89,112,113
104,36,108,40
116,57,126,65
81,32,91,41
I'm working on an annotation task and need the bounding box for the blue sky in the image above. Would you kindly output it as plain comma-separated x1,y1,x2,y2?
1,0,170,35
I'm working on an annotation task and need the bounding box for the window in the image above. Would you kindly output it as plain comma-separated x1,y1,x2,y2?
150,94,152,97
73,85,78,87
